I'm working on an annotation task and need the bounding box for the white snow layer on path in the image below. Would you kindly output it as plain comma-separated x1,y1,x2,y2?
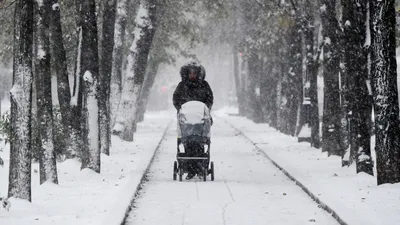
0,111,173,225
216,107,400,225
125,116,338,225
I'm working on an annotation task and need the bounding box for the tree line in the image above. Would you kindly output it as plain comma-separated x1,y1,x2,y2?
224,0,400,185
3,0,222,202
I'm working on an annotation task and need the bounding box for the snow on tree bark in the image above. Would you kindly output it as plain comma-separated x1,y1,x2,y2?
8,0,34,201
276,65,283,131
99,0,117,156
342,0,373,175
304,2,320,148
70,26,84,159
79,0,101,172
370,0,400,184
110,0,129,127
320,0,342,156
294,0,309,139
35,0,58,184
287,21,303,136
113,0,158,141
247,51,263,123
49,0,73,158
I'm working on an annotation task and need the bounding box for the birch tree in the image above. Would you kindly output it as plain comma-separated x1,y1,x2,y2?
110,0,130,127
8,0,34,201
112,0,158,141
370,0,400,184
35,0,58,184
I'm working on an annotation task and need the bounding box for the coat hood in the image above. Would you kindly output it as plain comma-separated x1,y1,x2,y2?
180,61,206,81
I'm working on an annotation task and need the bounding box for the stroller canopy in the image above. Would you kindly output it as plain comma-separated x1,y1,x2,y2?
179,101,211,125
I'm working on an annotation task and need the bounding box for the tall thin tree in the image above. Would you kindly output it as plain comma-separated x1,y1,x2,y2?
8,0,34,201
320,0,342,156
49,0,73,158
370,0,400,184
35,0,58,184
99,0,117,155
78,0,101,172
110,0,130,127
342,0,373,175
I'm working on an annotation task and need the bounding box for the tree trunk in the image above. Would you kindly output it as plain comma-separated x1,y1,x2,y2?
110,0,129,127
137,57,160,122
35,0,58,184
247,51,263,123
304,2,320,148
233,45,244,115
370,0,400,184
69,0,86,159
112,0,158,141
342,0,373,174
8,0,34,201
268,68,278,128
49,0,73,158
276,65,284,131
70,26,84,160
79,0,101,172
99,0,117,156
308,41,320,148
320,0,342,156
309,59,320,148
288,22,303,136
340,2,351,165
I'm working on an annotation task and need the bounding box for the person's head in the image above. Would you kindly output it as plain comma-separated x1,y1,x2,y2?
180,61,206,82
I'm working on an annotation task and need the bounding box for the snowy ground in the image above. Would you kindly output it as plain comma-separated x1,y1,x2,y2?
125,115,338,225
0,111,172,225
217,107,400,225
1,107,399,225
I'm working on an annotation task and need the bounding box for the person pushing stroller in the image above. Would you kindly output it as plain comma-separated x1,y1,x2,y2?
173,61,214,180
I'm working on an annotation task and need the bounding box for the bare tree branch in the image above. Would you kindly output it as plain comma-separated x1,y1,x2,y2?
0,0,15,10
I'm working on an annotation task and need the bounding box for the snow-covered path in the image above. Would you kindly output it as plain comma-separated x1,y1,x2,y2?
125,117,338,225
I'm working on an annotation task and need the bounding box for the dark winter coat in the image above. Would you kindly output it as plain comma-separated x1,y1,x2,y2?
173,63,214,110
173,80,214,110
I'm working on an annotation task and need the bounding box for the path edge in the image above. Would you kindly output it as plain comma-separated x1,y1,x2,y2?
220,116,348,225
101,120,173,225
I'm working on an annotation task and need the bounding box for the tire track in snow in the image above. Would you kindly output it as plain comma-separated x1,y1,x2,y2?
224,181,235,202
222,181,235,225
219,116,347,225
222,202,232,225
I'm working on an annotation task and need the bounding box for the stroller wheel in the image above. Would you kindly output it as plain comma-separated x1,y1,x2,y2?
203,167,207,182
210,161,214,181
179,166,184,182
173,161,178,181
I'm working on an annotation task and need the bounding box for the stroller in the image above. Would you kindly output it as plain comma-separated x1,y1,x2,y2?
173,101,214,181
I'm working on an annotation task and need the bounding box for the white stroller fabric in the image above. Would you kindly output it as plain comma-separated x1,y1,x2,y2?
177,101,211,138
